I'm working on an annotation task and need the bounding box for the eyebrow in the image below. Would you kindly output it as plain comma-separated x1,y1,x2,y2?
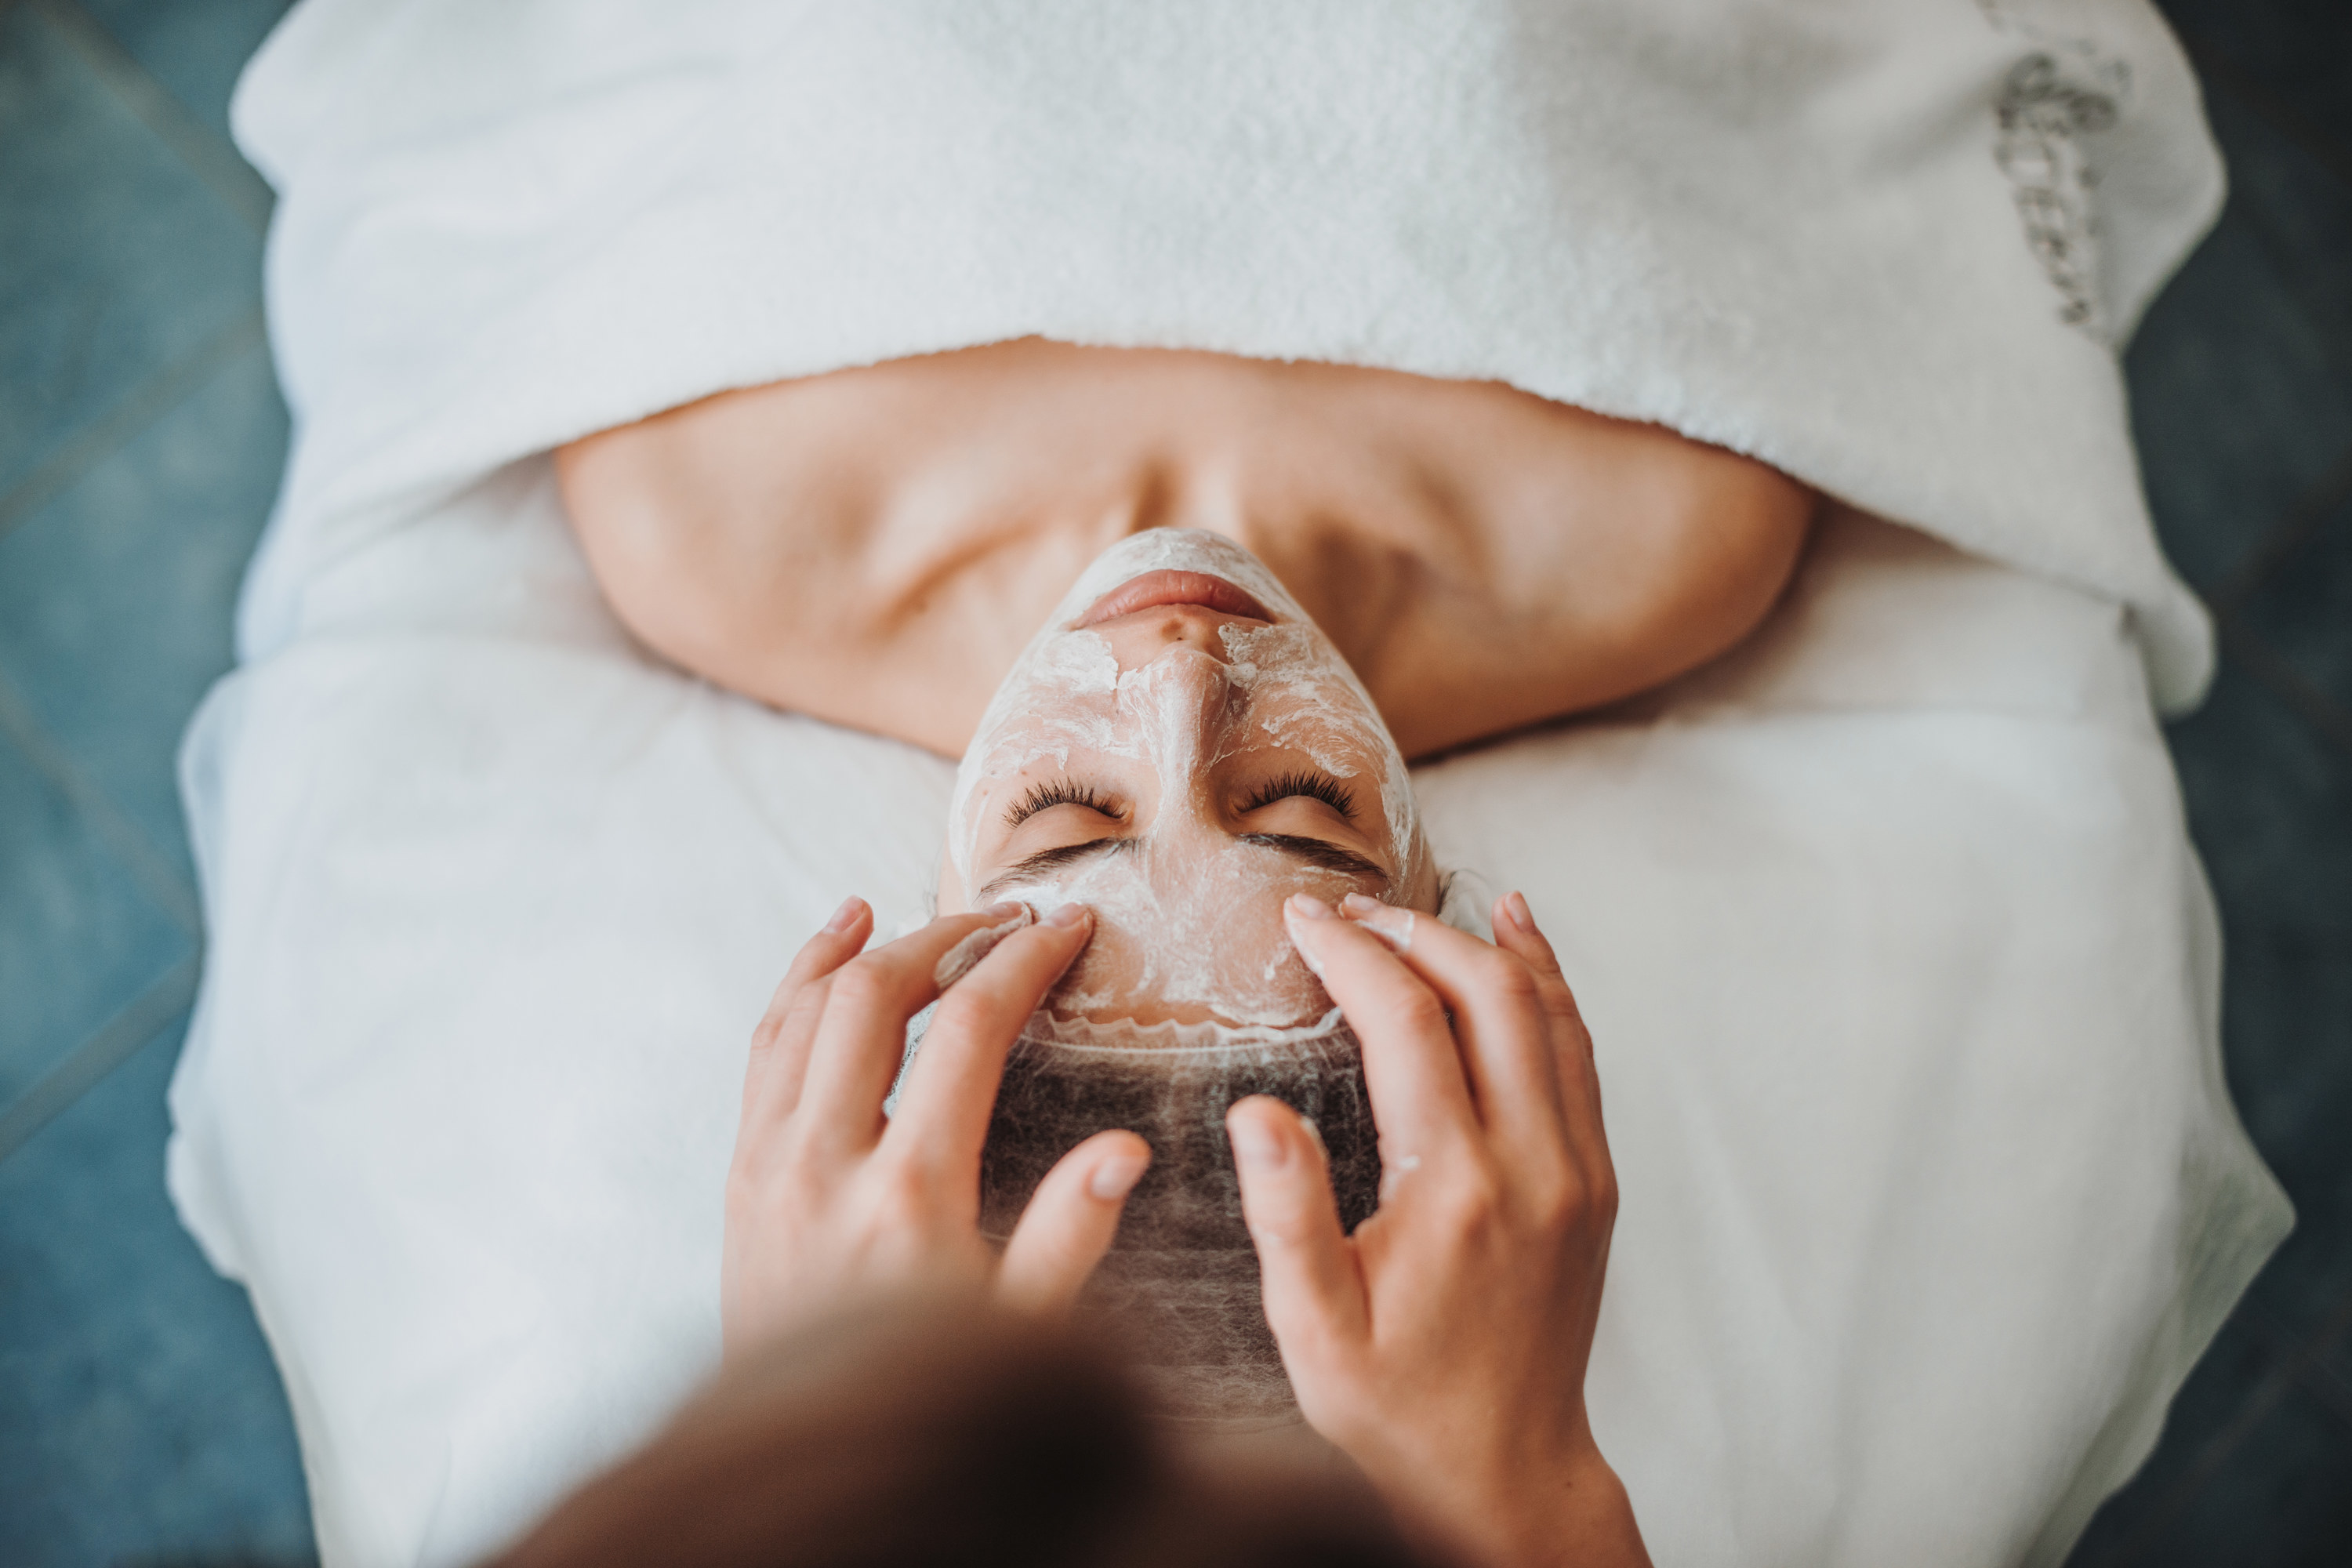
975,832,1387,903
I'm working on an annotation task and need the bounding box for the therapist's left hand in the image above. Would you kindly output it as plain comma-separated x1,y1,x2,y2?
721,896,1149,1358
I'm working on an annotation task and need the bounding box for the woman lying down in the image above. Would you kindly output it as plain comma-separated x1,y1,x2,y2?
552,336,1817,1565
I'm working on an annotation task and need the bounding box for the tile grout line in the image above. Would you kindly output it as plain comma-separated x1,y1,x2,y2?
2206,443,2352,621
0,307,266,549
2241,1295,2352,1432
31,0,275,236
0,951,200,1165
0,666,202,936
2212,614,2352,767
2300,1335,2352,1430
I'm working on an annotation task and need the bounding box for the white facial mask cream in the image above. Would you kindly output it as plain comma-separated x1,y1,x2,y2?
946,529,1429,1033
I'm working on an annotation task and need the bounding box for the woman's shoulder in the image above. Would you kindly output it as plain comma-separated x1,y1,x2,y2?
555,343,1817,760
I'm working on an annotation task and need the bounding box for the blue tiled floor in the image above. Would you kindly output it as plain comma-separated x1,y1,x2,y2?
0,3,261,510
0,1,2345,1564
1,1018,311,1564
0,2,304,1563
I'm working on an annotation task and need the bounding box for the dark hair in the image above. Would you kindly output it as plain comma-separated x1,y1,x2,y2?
485,1294,1441,1568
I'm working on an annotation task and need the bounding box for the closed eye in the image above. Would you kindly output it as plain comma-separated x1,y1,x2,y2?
1240,770,1355,819
1237,833,1387,884
1004,778,1123,829
975,837,1131,902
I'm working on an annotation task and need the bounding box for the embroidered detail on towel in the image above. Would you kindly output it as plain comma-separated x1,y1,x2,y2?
1995,54,2121,335
1976,2,2132,339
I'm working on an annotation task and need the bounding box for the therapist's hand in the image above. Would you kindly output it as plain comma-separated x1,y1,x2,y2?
722,897,1149,1359
1229,891,1651,1568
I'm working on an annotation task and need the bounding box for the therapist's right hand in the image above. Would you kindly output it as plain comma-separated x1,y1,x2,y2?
721,897,1149,1359
1229,891,1652,1568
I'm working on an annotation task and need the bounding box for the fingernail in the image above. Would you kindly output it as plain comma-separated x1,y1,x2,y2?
1287,892,1336,920
1088,1149,1149,1200
982,900,1030,922
1044,902,1091,929
822,896,864,935
1229,1116,1287,1171
1341,891,1413,950
1298,1116,1328,1161
1505,891,1535,933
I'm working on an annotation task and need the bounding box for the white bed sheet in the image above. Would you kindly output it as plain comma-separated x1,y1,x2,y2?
169,461,2288,1568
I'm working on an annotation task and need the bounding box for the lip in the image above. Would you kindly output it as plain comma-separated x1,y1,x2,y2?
1075,570,1273,629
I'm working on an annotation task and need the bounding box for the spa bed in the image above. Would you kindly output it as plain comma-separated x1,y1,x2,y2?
169,2,2288,1564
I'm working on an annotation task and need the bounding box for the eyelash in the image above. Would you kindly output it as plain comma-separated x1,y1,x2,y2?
1004,773,1353,826
1242,771,1355,818
1004,779,1121,828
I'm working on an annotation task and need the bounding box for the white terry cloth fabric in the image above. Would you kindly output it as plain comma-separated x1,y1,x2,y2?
227,0,2223,706
166,2,2290,1564
171,477,2286,1568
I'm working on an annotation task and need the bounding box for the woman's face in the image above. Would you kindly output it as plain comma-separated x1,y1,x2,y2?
938,531,1440,1030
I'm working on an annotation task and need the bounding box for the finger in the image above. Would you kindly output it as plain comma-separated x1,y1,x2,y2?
884,905,1095,1196
1490,891,1615,1183
996,1129,1151,1316
1490,891,1576,1016
1228,1096,1367,1353
741,897,872,1139
1338,892,1569,1160
1283,895,1479,1162
793,904,1038,1159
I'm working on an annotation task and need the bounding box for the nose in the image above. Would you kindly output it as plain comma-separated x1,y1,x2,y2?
1106,625,1239,779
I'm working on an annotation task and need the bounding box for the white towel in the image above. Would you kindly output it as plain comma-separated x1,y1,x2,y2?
230,0,2220,702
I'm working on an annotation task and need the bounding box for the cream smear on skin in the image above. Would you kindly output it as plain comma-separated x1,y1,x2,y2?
931,904,1035,991
946,530,1429,1035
